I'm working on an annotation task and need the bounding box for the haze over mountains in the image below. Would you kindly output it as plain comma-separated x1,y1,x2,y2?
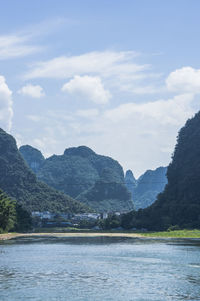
125,167,167,210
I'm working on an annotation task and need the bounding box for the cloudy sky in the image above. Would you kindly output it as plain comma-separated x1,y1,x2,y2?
0,0,200,177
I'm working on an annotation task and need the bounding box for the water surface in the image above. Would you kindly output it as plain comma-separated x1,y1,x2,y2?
0,236,200,301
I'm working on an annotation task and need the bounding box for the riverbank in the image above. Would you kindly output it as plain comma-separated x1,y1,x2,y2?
0,232,144,241
143,229,200,238
1,229,200,241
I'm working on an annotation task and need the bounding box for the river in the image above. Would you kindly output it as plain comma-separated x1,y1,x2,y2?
0,236,200,301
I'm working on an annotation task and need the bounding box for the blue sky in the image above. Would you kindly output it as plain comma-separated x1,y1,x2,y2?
0,0,200,177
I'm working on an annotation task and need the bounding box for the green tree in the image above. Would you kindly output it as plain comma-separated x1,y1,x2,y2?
0,189,16,232
15,204,32,232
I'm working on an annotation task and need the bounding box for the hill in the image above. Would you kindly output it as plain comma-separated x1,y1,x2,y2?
20,145,133,212
124,170,137,200
77,167,133,212
0,129,89,213
122,112,200,230
125,167,167,209
19,145,45,173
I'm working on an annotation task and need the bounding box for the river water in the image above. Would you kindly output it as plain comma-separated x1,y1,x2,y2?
0,236,200,301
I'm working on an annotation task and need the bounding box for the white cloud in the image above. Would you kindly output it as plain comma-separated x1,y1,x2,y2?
19,93,196,177
0,18,76,60
18,84,45,98
62,75,111,104
76,109,99,118
0,16,84,61
126,85,159,94
166,67,200,94
24,51,141,78
0,75,13,131
93,94,195,176
27,115,42,122
104,94,194,126
0,34,40,60
33,136,57,151
23,50,158,95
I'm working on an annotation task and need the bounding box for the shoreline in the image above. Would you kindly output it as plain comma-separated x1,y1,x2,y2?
1,231,200,241
0,232,144,241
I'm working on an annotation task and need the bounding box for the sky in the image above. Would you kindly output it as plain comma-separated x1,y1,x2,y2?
0,0,200,177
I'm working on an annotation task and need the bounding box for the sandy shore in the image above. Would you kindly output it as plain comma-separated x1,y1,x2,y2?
0,232,144,241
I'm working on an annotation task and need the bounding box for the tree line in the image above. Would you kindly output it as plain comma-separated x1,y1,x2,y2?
0,189,31,233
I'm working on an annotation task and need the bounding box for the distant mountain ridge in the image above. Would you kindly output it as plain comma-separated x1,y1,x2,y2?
20,145,134,212
125,167,167,209
0,129,89,213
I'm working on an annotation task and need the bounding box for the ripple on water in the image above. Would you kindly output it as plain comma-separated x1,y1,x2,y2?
0,237,200,301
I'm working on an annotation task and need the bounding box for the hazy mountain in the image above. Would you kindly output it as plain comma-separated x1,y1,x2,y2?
125,167,167,210
124,170,137,200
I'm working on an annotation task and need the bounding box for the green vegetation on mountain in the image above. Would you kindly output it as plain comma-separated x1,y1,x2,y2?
125,167,167,209
77,180,132,212
20,145,134,212
0,129,89,214
122,112,200,230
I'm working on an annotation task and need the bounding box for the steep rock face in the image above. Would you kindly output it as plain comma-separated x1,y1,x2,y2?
0,129,89,213
124,170,137,200
136,167,167,209
125,167,167,209
122,111,200,230
19,145,45,173
20,145,134,212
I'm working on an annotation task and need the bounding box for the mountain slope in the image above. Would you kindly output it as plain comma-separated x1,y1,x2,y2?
0,129,89,213
77,168,133,212
122,112,200,230
125,167,167,209
20,145,134,212
124,170,137,200
19,145,45,173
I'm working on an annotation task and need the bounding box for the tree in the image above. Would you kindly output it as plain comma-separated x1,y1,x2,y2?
15,204,32,232
0,189,16,232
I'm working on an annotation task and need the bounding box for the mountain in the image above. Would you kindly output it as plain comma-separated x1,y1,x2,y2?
19,145,45,173
122,112,200,230
0,129,89,213
124,170,137,200
77,168,133,212
125,167,167,209
20,145,134,212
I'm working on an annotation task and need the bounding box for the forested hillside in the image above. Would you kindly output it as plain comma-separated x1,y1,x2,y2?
122,112,200,230
0,129,89,213
20,145,133,212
